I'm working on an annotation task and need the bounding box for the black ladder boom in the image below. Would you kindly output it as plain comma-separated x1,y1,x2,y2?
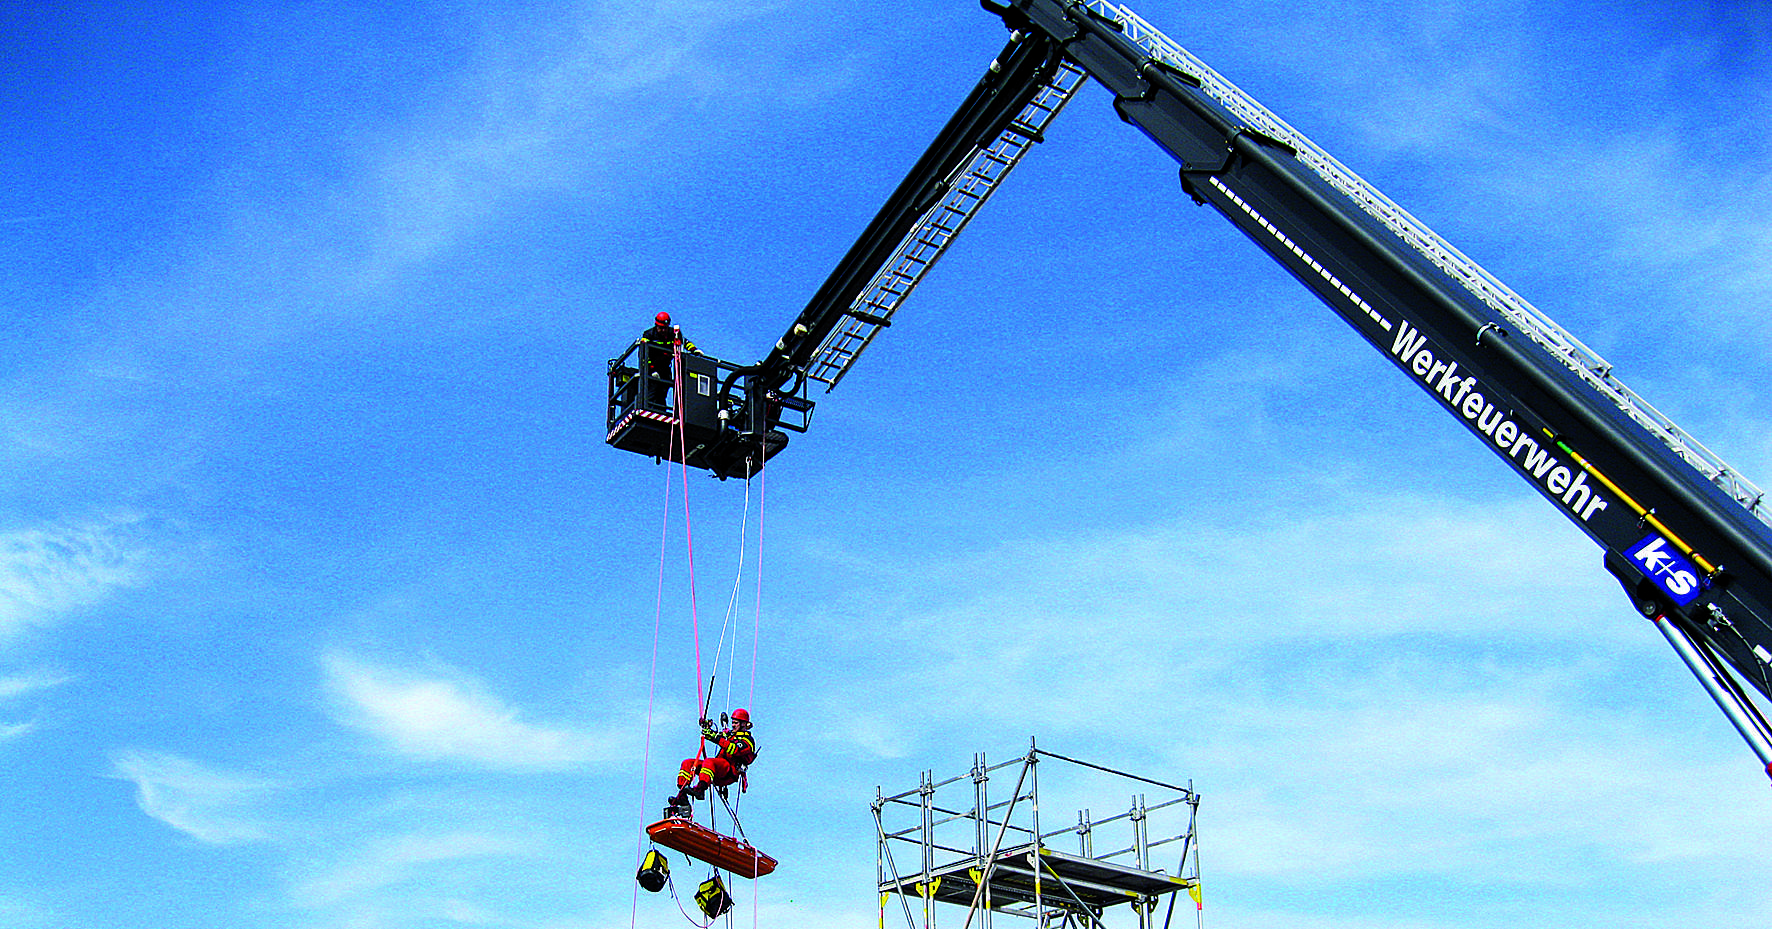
604,0,1772,775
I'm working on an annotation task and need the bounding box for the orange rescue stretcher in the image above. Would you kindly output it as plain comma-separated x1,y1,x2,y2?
646,818,777,878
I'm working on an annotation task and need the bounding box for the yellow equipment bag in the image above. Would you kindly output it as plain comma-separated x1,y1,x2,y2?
635,848,669,893
695,874,733,919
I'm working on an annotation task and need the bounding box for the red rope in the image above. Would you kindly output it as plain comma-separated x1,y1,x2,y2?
631,382,681,928
673,338,707,751
637,336,769,929
710,469,748,716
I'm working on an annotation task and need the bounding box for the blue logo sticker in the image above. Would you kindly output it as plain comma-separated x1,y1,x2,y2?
1625,534,1704,606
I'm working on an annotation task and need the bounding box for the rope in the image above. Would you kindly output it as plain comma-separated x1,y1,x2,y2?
719,783,760,929
750,463,764,710
643,336,768,929
632,404,680,928
717,785,767,929
671,338,708,752
717,788,750,847
630,333,769,929
662,866,716,928
711,463,752,713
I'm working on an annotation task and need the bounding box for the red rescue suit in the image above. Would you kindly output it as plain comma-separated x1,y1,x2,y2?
677,723,756,795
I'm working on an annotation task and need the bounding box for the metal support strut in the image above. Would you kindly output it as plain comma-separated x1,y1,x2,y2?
1649,612,1772,782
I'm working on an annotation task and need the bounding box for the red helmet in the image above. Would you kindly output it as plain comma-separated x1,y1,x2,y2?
730,708,750,725
655,312,671,325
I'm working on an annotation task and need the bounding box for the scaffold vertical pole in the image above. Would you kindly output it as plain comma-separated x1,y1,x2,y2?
921,771,936,929
878,787,885,929
960,755,1033,929
875,789,921,929
972,753,992,929
1028,742,1042,927
1133,795,1148,929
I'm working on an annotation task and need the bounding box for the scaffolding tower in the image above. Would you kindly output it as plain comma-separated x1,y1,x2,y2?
874,740,1202,929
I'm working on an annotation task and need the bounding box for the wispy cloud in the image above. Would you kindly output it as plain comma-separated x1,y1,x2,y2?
0,670,70,702
292,830,539,911
0,516,149,645
0,670,70,743
1210,0,1772,346
12,0,824,416
322,651,621,771
810,489,1618,743
356,0,788,277
227,0,805,312
784,467,1772,918
0,893,59,929
1514,133,1772,322
111,750,280,845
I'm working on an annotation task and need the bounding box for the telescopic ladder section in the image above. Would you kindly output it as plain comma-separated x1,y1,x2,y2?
1080,0,1771,532
805,59,1089,391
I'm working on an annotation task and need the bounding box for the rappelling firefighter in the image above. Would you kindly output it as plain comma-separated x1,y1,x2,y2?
665,708,756,818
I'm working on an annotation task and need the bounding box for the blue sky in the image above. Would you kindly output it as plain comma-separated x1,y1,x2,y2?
4,1,1772,927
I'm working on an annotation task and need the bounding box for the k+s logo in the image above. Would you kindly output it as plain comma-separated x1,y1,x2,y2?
1626,534,1704,606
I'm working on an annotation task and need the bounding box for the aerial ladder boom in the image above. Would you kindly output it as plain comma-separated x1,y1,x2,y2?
1006,0,1772,774
608,0,1772,775
992,0,1772,774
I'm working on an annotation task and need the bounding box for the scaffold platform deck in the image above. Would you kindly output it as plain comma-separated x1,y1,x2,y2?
882,842,1194,911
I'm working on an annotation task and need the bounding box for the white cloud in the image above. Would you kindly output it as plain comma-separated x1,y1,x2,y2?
33,0,830,402
322,651,621,771
349,0,797,287
0,670,63,744
0,670,70,739
0,671,70,701
111,750,280,846
1195,0,1535,157
806,488,1623,747
1201,690,1698,881
0,516,149,644
779,470,1772,916
0,893,58,929
1462,118,1772,348
292,830,539,910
